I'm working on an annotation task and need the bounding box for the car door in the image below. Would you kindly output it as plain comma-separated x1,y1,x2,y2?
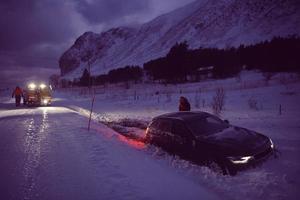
171,120,196,158
156,119,173,152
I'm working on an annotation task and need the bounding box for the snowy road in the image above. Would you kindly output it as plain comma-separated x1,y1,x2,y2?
0,106,219,200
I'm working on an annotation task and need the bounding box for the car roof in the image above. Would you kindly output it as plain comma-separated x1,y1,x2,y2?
153,111,211,121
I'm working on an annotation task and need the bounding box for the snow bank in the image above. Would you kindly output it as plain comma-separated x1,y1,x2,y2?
52,71,300,200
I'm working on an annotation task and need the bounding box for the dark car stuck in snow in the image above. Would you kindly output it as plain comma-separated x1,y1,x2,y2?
145,111,275,175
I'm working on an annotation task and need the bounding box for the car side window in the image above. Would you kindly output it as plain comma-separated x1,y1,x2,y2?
173,120,192,138
158,119,172,132
149,120,160,129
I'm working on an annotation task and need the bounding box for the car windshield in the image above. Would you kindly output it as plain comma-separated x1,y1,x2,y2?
186,116,229,137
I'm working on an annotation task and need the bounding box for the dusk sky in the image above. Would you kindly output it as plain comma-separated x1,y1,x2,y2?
0,0,194,87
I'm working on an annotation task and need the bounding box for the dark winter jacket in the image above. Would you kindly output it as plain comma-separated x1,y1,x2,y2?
179,96,191,111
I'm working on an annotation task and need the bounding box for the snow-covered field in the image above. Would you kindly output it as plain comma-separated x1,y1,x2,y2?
1,71,300,200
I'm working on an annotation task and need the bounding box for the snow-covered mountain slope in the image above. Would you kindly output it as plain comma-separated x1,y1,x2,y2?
59,0,300,79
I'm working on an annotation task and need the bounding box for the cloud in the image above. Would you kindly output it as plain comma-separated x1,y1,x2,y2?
0,65,59,87
0,0,195,87
74,0,151,25
0,0,78,51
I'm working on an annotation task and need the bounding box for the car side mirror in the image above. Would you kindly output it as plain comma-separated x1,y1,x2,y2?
224,119,229,124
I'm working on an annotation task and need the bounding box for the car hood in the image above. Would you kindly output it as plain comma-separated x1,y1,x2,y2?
204,126,270,156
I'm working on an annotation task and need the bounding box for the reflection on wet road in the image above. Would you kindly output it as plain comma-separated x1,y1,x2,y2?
22,109,48,200
0,107,143,200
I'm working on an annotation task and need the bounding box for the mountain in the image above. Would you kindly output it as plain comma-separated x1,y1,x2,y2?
59,0,300,78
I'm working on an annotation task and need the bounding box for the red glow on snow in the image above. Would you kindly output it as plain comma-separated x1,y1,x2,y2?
117,135,146,150
91,124,146,149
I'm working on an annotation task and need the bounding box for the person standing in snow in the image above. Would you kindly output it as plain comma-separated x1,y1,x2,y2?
179,96,191,111
12,86,23,107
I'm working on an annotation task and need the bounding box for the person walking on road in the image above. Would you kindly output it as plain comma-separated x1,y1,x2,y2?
12,86,23,107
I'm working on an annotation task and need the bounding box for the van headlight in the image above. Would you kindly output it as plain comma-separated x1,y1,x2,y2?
40,84,46,89
228,156,254,164
42,99,48,104
28,83,36,90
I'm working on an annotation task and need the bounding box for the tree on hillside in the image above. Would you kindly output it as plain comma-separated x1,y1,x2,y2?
107,66,143,84
167,41,189,58
167,41,189,82
49,74,60,89
80,68,90,86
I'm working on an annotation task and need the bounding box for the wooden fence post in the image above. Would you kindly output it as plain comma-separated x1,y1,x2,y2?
88,90,95,131
279,104,282,115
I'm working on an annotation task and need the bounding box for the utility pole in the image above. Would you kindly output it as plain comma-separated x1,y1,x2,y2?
84,50,95,131
88,89,95,131
88,59,92,93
